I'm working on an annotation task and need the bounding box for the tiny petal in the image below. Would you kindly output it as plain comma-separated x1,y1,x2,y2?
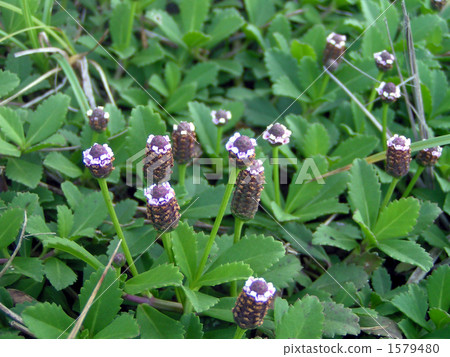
226,133,257,168
373,50,395,71
376,82,401,103
262,123,292,146
211,109,232,126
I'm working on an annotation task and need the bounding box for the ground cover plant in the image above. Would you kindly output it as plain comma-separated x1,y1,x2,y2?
0,0,449,340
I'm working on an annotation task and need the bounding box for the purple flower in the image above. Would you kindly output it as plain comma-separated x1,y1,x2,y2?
82,143,115,178
242,277,276,303
377,82,401,102
262,123,292,146
144,182,176,206
211,109,232,126
374,50,395,71
387,134,411,151
146,135,171,154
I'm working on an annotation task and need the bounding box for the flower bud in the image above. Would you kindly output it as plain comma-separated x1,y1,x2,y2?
323,32,347,72
376,82,401,103
143,135,174,184
373,50,395,71
431,0,447,10
232,277,276,330
386,134,411,178
87,106,110,133
231,160,265,221
112,253,126,268
172,122,199,164
83,143,115,178
262,123,292,146
226,133,257,169
416,146,442,167
145,182,180,232
211,109,231,126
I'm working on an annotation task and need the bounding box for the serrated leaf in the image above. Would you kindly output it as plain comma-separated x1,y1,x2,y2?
0,107,25,146
378,239,432,272
180,313,204,339
294,198,349,222
165,62,181,94
70,192,108,238
182,63,218,90
330,136,379,170
205,8,245,48
110,1,135,54
146,10,185,48
61,181,82,210
137,304,185,339
56,205,73,238
41,237,103,270
5,157,43,188
180,0,210,32
43,152,82,178
347,159,381,228
124,264,183,295
79,269,122,335
265,48,301,90
244,0,275,26
373,198,420,240
322,301,360,337
427,265,450,311
166,83,197,112
276,295,324,339
172,222,198,282
44,257,77,291
104,104,125,135
188,101,216,155
26,93,70,147
182,31,211,47
182,286,219,313
261,255,302,289
196,262,252,287
409,201,441,237
391,284,429,329
0,69,20,96
371,267,391,296
313,223,361,251
94,314,140,339
428,308,450,330
11,257,44,282
22,302,74,339
210,234,285,275
0,208,24,250
291,40,316,61
0,137,20,157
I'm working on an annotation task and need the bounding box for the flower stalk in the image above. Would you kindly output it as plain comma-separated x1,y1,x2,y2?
401,166,424,198
230,218,245,296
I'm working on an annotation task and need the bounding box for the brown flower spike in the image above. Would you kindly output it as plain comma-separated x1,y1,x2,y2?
144,135,174,184
144,182,180,232
172,122,199,164
226,133,257,169
386,134,411,178
82,143,115,178
416,146,442,167
323,32,347,72
87,106,110,133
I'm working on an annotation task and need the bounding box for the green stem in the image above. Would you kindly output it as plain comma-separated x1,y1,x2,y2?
215,126,224,156
382,103,389,151
318,75,330,99
367,72,384,113
273,146,281,207
2,248,10,259
178,164,186,188
194,167,240,283
98,178,139,277
161,232,183,304
230,218,245,296
91,131,99,146
381,177,400,209
233,326,246,339
401,166,425,198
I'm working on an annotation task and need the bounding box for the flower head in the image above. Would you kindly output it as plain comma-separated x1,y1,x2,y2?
377,82,401,103
144,182,176,206
211,109,232,126
323,32,347,72
243,277,276,303
226,133,257,168
83,143,115,178
326,32,347,49
416,145,442,167
431,0,447,11
386,134,412,177
172,122,199,164
87,106,110,132
146,135,171,154
144,135,174,184
144,182,180,232
374,50,395,71
262,123,292,146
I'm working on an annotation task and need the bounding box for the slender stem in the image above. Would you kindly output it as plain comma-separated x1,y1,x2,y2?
98,178,139,277
272,146,281,207
178,163,186,188
215,126,224,156
161,232,183,304
230,218,245,296
381,177,400,209
194,167,240,283
401,166,425,198
367,72,384,113
382,103,389,151
91,131,99,146
234,326,246,339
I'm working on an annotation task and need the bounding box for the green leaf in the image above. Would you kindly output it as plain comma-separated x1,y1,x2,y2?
0,137,20,157
197,262,252,287
409,201,441,237
180,313,204,339
210,234,285,275
41,236,103,270
276,295,324,339
180,0,210,32
0,69,20,96
70,191,108,238
300,123,330,157
427,265,450,311
11,257,44,282
137,304,185,339
371,267,391,296
428,308,450,330
313,223,361,251
0,107,25,146
79,269,122,336
291,40,316,61
165,83,197,112
205,8,245,48
172,222,198,282
201,297,235,323
347,159,381,228
378,239,432,272
124,264,183,295
61,181,83,210
188,101,216,155
330,136,379,170
265,48,301,90
110,1,136,55
182,286,219,313
25,93,70,147
373,198,421,240
94,314,140,339
56,205,73,238
0,208,23,250
104,104,125,136
44,257,77,291
261,255,302,289
391,284,429,329
126,105,166,157
244,0,275,26
182,63,218,90
182,31,211,48
322,301,360,338
5,157,43,188
43,152,82,178
165,62,181,94
22,302,74,339
146,10,185,47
